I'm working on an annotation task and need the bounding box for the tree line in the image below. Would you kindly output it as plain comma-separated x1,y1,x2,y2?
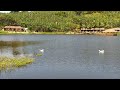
0,11,120,32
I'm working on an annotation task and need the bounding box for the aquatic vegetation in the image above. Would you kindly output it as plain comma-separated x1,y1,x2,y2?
36,53,43,56
13,50,21,55
0,56,34,70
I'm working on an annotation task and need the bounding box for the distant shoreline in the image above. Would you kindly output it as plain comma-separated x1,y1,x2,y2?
0,31,119,36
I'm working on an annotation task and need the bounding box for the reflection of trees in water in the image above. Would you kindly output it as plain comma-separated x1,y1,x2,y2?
12,47,25,56
13,50,21,55
0,41,40,57
0,41,39,47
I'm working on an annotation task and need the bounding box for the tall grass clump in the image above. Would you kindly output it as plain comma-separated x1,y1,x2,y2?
0,56,34,70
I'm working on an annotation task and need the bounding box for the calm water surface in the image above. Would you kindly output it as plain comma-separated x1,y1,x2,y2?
0,35,120,79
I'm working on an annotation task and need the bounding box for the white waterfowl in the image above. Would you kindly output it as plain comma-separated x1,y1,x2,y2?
39,49,44,53
99,50,104,54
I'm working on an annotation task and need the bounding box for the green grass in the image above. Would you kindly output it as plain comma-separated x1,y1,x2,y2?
0,31,9,34
0,30,79,35
0,30,30,35
31,32,66,34
117,32,120,36
0,31,67,35
0,56,34,70
0,30,80,35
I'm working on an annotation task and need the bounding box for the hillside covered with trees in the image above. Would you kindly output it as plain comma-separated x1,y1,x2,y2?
0,11,120,32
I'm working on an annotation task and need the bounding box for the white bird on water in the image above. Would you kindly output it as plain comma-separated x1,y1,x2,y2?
39,49,44,53
99,50,104,54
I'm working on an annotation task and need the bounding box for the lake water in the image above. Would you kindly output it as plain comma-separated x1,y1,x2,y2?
0,35,120,79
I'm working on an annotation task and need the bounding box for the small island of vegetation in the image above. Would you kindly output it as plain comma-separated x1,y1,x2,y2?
0,56,34,71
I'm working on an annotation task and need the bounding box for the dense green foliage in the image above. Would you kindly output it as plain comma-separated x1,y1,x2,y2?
0,11,120,32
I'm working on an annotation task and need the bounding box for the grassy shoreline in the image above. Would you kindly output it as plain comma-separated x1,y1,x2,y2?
117,32,120,36
0,30,119,36
0,56,34,70
0,30,79,35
